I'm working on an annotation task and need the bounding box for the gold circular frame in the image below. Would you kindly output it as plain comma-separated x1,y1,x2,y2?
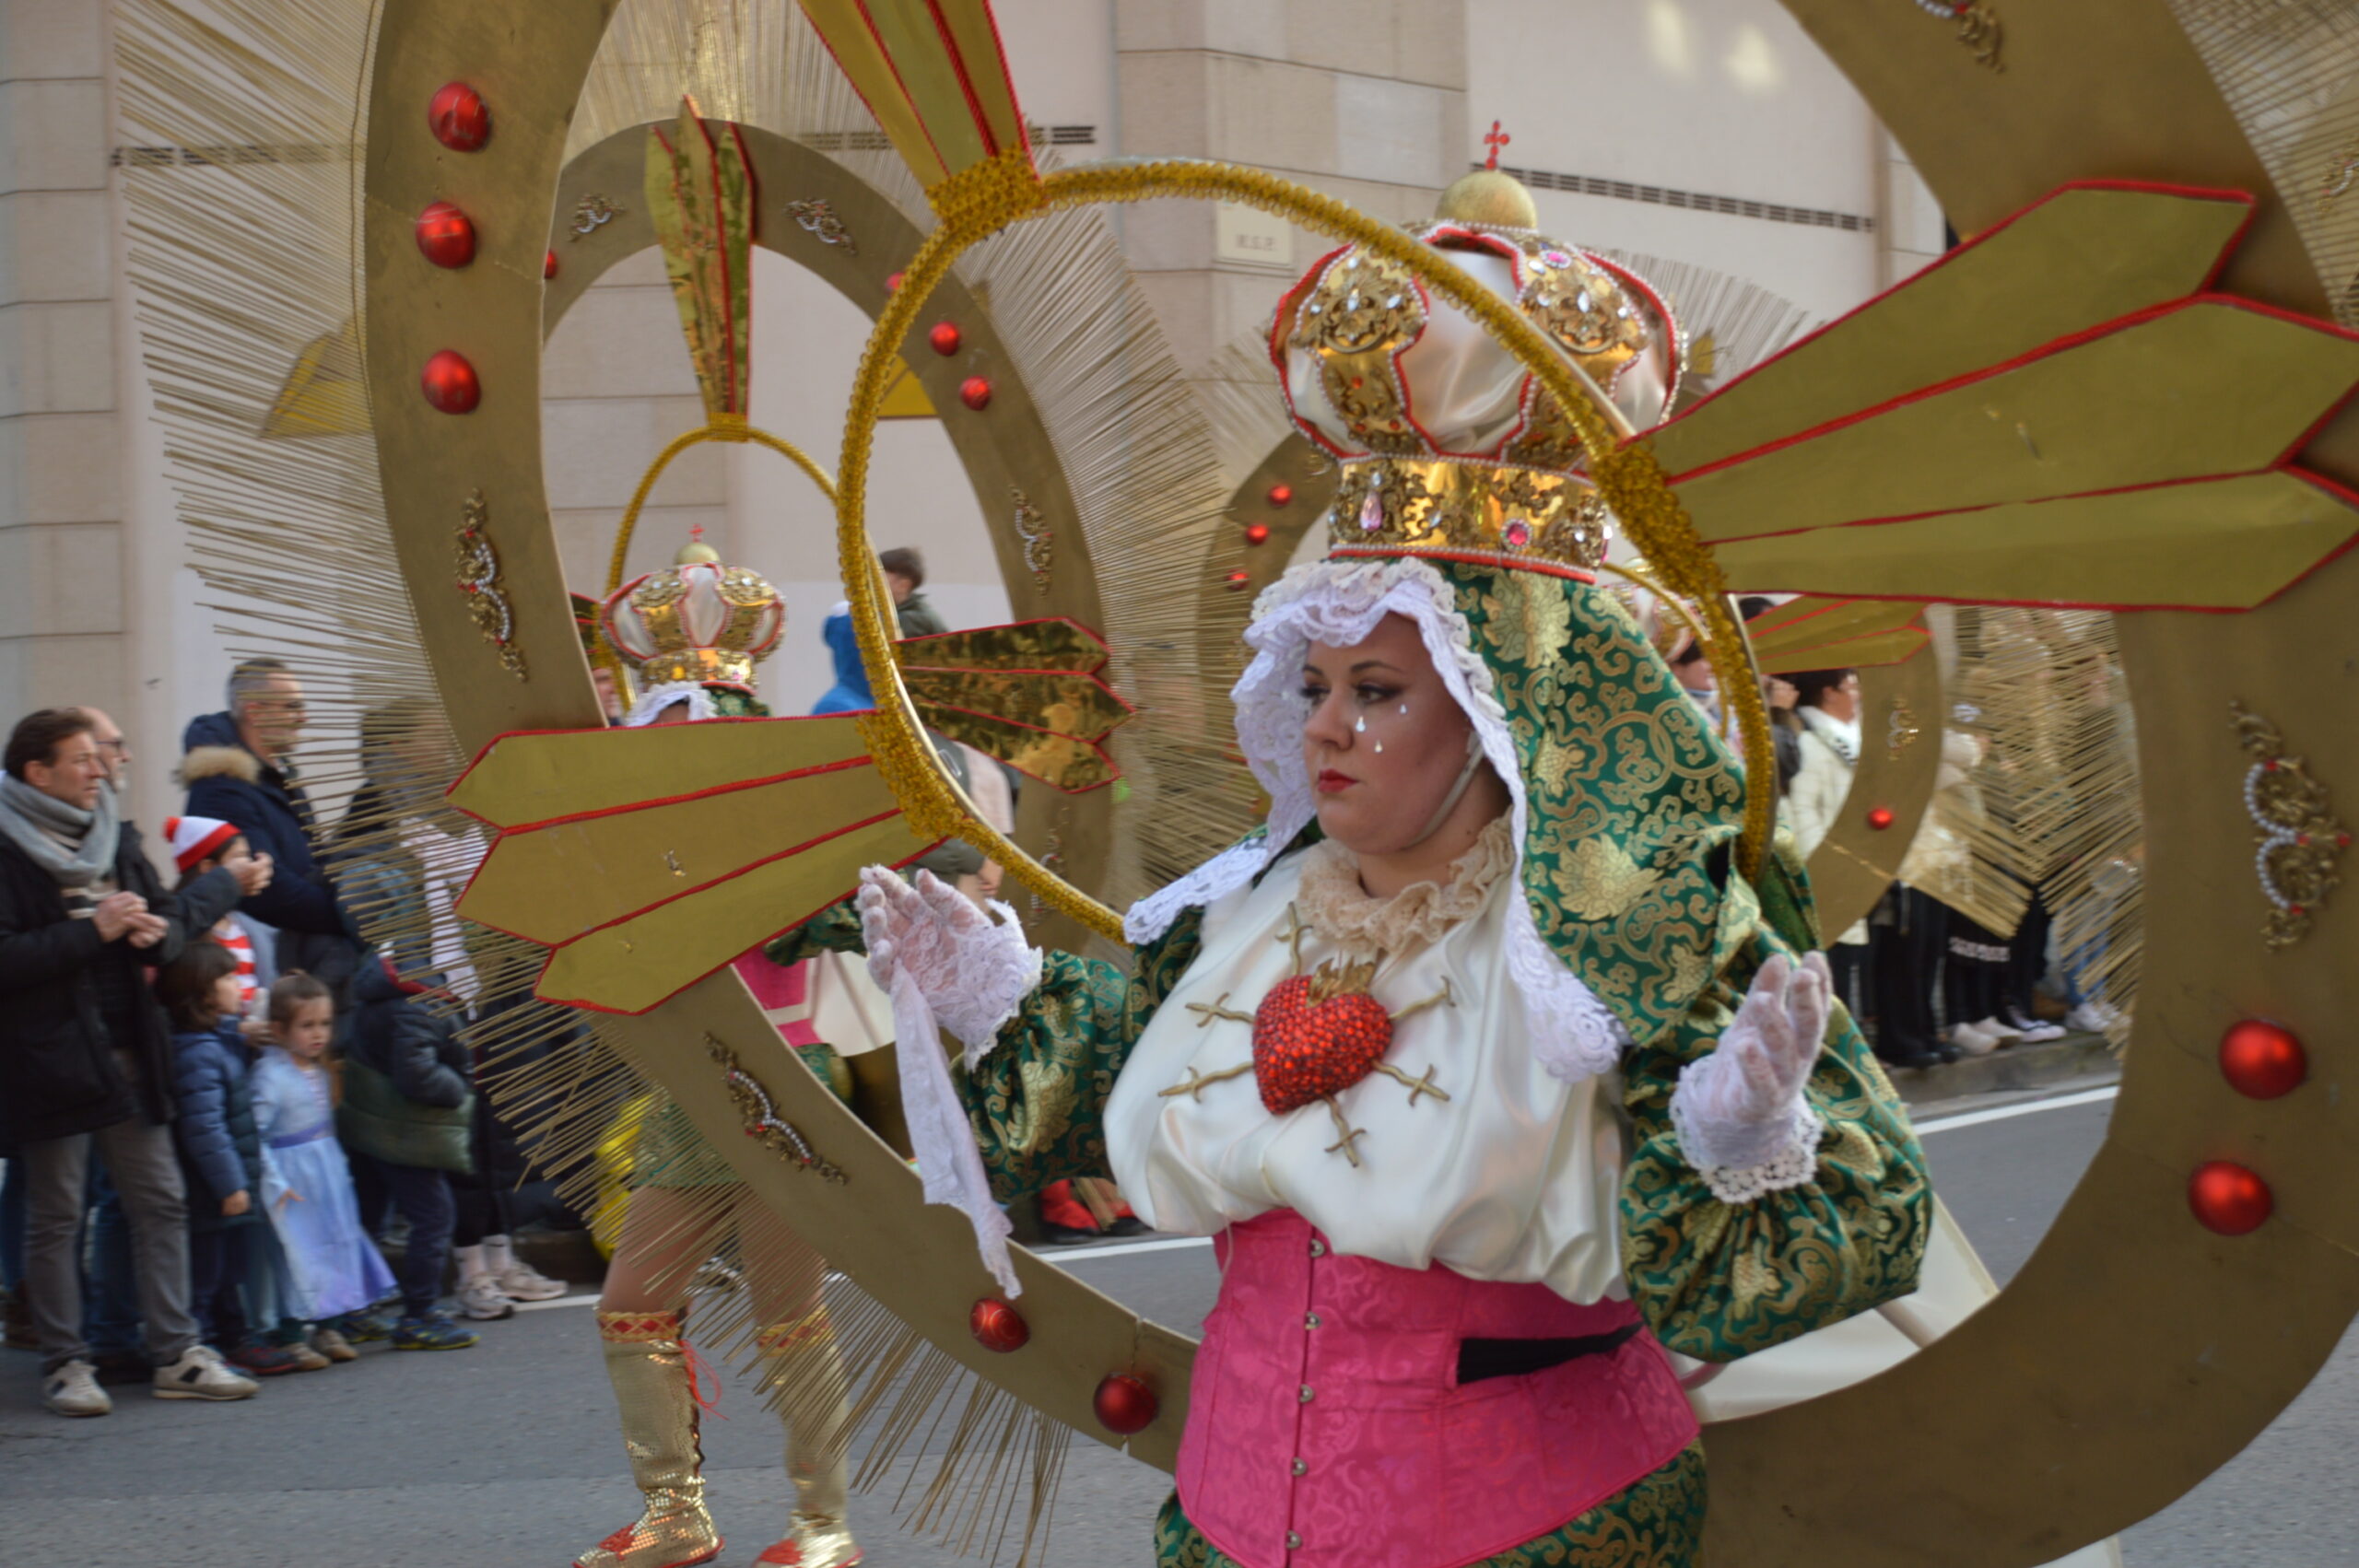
834,159,1781,939
540,120,1123,954
360,3,2359,1560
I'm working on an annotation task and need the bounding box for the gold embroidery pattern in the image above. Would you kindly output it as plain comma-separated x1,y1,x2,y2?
1453,568,1744,1044
1620,960,1930,1362
453,488,526,680
2232,699,2349,949
2319,134,2359,216
783,196,857,253
1911,0,2003,72
1288,251,1426,454
1504,246,1651,474
708,1035,848,1184
1886,693,1922,760
1152,1441,1706,1568
568,190,624,240
1332,459,1610,573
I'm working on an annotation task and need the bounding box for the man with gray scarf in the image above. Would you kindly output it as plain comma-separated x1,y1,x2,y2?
0,708,271,1414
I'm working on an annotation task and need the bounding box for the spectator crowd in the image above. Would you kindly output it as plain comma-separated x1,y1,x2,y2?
0,665,572,1420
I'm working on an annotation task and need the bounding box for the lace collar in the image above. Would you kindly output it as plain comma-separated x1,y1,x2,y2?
1294,814,1518,957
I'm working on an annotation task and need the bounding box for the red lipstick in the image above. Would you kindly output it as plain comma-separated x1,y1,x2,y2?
1316,768,1356,794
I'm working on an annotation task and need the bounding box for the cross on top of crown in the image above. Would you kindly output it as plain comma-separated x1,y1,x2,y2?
690,522,707,544
1484,120,1510,171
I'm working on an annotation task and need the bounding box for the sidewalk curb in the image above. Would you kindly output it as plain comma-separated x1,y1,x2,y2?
1887,1031,2122,1104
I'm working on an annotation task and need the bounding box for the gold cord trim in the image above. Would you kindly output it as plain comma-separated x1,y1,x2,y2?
606,418,837,594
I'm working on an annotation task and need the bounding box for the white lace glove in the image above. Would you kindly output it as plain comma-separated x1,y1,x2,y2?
857,865,1041,1059
855,863,1042,1298
1668,951,1831,1204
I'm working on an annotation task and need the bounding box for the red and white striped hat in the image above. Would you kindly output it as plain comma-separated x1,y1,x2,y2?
162,815,242,872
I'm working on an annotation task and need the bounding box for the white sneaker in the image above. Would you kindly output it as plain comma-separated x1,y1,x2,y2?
2005,1012,2069,1043
456,1273,517,1320
1973,1016,2023,1047
42,1359,111,1417
2067,1000,2124,1033
493,1260,568,1302
153,1343,259,1401
1950,1021,2003,1058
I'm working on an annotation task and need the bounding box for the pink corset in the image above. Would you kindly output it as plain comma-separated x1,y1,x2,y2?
1175,1211,1698,1568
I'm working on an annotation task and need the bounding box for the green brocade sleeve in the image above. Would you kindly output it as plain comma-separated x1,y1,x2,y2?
961,911,1204,1202
1617,927,1932,1364
767,897,1207,1204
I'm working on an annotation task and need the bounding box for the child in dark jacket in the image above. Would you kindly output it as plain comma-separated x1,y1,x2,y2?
338,955,478,1351
156,941,310,1376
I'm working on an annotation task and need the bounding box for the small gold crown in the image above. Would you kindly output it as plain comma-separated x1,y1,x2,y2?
600,538,784,689
1328,458,1611,577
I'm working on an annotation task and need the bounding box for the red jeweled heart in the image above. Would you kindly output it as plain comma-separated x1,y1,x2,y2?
1251,971,1393,1117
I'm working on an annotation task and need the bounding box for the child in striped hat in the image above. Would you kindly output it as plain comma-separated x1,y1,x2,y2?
164,816,277,1027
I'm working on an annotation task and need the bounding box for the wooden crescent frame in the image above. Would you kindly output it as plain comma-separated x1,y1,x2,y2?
542,118,1120,959
361,2,2359,1560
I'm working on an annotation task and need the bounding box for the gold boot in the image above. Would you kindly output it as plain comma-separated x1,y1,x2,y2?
574,1310,724,1568
753,1309,863,1568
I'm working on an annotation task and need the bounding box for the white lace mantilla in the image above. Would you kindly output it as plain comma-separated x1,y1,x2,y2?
1122,556,1628,1082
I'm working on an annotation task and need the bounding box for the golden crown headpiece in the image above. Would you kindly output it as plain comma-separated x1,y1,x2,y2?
1273,170,1680,579
599,537,783,690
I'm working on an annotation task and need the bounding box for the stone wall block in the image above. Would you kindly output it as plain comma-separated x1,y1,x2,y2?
1391,3,1468,90
0,0,106,86
539,394,725,512
551,503,725,595
0,79,110,194
1284,0,1399,78
0,519,122,635
0,191,113,303
1203,55,1337,173
0,299,113,415
1333,75,1452,189
0,633,127,725
1116,49,1214,158
0,411,121,527
542,284,702,397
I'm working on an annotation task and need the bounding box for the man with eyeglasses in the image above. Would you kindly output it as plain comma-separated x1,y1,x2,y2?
179,662,358,977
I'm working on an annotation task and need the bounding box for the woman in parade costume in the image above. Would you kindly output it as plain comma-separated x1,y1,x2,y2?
782,172,1931,1567
579,538,875,1568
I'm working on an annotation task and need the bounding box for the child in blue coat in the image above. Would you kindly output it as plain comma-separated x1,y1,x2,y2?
157,940,305,1376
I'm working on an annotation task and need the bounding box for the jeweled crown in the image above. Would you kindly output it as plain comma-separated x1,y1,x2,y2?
1273,171,1679,578
600,539,784,689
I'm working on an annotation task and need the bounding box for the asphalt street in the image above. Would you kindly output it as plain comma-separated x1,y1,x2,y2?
3,1084,2352,1567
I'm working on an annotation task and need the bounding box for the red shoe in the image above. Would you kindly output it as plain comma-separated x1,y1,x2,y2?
756,1543,800,1565
227,1342,301,1376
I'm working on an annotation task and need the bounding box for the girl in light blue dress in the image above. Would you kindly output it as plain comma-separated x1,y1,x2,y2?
251,975,395,1350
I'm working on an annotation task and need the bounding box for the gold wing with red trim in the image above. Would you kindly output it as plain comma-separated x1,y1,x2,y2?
1650,181,2359,611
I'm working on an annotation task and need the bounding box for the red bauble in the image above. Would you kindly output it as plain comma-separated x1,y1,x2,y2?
544,249,559,281
1244,522,1272,546
2189,1161,2272,1236
1267,483,1294,508
1093,1373,1158,1435
928,321,962,356
1865,805,1895,831
428,82,491,152
959,376,993,411
420,349,481,414
886,270,904,293
414,201,476,268
969,1299,1029,1354
2219,1020,2306,1100
1225,569,1251,591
